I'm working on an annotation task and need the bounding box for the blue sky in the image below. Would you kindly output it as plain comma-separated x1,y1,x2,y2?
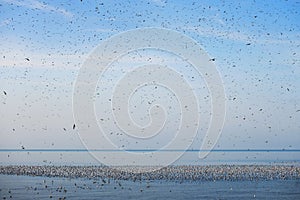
0,0,299,165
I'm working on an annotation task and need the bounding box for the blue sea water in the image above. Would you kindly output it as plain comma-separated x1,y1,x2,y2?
0,174,299,199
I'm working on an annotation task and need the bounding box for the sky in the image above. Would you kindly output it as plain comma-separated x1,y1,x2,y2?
0,0,299,165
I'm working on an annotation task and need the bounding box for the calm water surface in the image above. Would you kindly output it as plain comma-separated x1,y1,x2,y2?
1,174,300,199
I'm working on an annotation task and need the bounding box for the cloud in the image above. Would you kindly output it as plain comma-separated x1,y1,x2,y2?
185,26,300,46
150,0,167,7
2,0,73,18
0,50,84,69
0,37,84,69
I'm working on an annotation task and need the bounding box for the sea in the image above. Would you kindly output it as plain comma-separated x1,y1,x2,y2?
1,174,299,199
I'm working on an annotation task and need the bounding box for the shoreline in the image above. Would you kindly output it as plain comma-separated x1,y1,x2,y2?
1,165,299,181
